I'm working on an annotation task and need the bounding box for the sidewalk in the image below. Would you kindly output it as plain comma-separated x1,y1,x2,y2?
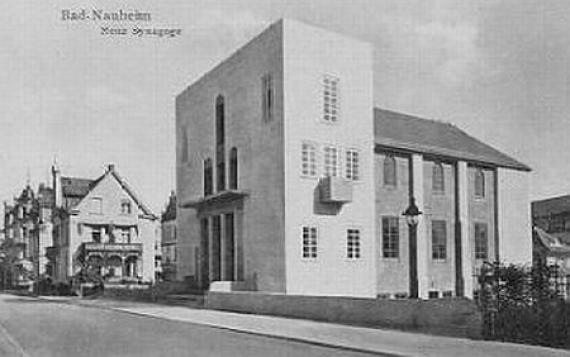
40,296,569,357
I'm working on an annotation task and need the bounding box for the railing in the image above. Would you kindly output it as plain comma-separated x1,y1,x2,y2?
82,242,143,252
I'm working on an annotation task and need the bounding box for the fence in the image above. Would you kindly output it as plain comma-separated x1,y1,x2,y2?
478,261,570,348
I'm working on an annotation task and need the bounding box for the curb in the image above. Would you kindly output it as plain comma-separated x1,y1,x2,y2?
39,296,405,357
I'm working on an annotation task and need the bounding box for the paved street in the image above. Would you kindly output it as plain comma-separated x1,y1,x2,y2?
0,294,383,357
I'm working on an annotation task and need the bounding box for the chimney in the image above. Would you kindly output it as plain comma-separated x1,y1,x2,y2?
52,164,62,208
107,163,115,172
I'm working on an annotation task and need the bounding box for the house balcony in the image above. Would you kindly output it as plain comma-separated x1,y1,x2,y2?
80,242,143,255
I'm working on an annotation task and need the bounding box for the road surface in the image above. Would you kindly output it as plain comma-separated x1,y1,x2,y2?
0,294,384,357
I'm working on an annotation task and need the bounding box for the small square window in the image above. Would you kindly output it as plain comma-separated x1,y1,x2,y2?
121,201,132,214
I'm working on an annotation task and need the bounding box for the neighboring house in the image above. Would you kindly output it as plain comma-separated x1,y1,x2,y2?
160,191,177,281
49,164,158,284
3,186,36,286
532,196,570,298
175,19,532,299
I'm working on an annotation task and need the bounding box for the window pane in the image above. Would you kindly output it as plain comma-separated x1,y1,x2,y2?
324,146,338,177
475,223,488,259
347,229,361,259
383,156,396,186
323,75,340,122
346,150,359,181
432,163,444,193
431,220,447,260
382,217,399,258
301,143,317,176
302,226,317,258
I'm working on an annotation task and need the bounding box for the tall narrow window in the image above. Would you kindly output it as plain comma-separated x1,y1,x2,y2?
382,217,399,258
302,226,317,259
229,148,238,190
347,229,361,259
262,74,273,122
432,220,447,260
474,168,485,198
383,156,397,186
432,162,444,193
203,158,213,196
346,149,360,181
474,223,488,259
323,146,338,177
301,143,317,177
181,128,189,163
215,96,226,192
323,75,339,122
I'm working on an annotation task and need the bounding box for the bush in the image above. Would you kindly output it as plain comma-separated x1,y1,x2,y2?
479,262,570,348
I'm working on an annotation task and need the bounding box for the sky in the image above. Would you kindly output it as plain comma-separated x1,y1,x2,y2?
0,0,569,219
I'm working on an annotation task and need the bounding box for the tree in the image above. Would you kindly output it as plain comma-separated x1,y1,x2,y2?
0,238,33,290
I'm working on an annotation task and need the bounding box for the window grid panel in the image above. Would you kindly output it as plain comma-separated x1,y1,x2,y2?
475,223,488,259
432,220,447,260
382,217,399,258
347,229,361,259
301,143,317,177
324,146,338,177
346,150,360,181
323,76,340,122
302,226,318,259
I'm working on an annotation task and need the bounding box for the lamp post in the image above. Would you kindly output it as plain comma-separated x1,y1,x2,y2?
403,197,422,299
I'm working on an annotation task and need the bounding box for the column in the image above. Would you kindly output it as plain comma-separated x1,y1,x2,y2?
458,161,473,298
412,154,429,299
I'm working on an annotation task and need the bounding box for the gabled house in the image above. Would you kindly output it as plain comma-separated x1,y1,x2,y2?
49,164,158,284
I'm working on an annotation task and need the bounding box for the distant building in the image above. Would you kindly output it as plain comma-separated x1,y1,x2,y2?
160,191,177,281
3,185,36,286
175,19,532,299
49,164,158,284
532,196,570,297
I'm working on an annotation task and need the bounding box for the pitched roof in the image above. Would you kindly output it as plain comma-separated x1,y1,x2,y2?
59,166,156,219
107,169,156,219
532,195,570,217
374,108,531,171
61,177,94,198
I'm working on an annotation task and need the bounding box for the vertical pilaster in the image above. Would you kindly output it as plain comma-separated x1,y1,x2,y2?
411,154,429,299
458,161,473,298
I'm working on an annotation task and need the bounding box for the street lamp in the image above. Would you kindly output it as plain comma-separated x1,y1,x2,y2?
403,197,422,299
